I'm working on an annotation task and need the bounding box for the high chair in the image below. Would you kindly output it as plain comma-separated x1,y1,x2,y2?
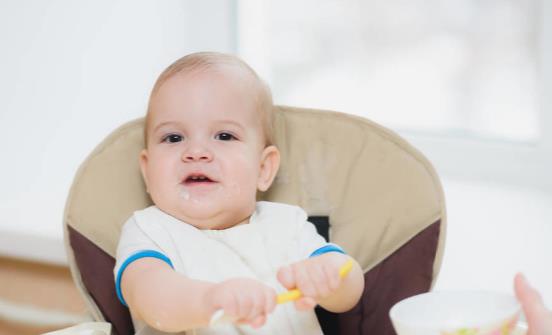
63,106,446,335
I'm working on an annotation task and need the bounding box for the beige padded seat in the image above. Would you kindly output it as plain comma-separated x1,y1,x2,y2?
64,106,446,335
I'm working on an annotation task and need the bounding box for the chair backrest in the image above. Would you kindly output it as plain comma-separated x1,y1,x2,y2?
64,106,446,335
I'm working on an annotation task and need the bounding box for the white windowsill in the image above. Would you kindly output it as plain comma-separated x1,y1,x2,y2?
0,228,68,266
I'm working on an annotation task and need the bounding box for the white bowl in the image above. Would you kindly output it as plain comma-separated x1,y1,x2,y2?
389,291,521,335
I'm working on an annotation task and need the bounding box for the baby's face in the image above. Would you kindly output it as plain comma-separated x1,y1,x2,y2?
140,68,278,229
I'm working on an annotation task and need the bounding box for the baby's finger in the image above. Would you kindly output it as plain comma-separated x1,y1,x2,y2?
322,261,340,292
246,292,265,321
236,294,254,320
264,288,277,314
309,262,331,298
277,265,296,290
249,314,266,329
295,263,316,297
294,296,317,311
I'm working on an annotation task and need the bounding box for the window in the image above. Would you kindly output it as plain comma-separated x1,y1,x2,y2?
237,0,552,190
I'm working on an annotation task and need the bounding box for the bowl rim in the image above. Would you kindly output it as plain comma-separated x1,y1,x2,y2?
389,290,520,330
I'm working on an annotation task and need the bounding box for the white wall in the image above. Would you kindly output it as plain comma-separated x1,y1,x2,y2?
0,0,235,259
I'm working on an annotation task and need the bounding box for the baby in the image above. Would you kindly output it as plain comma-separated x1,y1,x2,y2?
114,52,364,335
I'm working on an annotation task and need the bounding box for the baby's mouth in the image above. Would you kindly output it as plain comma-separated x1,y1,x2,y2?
182,173,217,185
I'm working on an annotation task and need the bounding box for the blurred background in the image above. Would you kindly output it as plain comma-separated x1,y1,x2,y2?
0,0,550,333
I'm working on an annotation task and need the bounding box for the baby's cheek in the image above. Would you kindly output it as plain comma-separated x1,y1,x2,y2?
224,180,243,198
225,155,259,194
219,173,254,204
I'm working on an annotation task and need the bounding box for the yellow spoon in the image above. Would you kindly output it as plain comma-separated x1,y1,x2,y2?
276,258,354,304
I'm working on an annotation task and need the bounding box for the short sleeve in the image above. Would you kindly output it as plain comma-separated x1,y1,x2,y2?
296,218,333,259
293,205,346,259
113,215,173,306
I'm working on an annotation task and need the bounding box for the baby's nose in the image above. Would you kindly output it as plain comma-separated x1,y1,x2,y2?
182,146,213,162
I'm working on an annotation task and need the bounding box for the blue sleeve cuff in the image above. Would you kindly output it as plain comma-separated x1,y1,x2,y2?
115,250,174,306
309,243,346,258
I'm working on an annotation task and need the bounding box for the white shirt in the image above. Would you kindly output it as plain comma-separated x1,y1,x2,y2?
114,201,329,335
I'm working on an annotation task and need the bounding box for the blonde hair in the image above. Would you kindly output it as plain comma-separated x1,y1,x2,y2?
144,52,274,147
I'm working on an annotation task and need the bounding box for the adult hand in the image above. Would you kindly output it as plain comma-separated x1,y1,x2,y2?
514,273,552,335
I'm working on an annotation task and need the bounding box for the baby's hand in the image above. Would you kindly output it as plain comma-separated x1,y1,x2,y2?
277,253,346,311
205,278,277,328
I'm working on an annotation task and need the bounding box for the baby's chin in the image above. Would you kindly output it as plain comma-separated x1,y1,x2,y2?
173,203,251,230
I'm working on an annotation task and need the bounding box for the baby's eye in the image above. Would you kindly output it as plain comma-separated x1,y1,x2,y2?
162,134,183,143
215,132,238,141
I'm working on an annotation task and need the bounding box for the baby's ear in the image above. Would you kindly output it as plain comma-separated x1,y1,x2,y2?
139,149,150,193
257,145,280,192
